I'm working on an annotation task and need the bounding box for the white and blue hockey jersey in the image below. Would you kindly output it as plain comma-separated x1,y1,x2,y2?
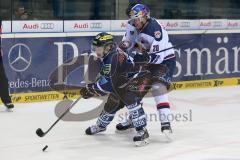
122,18,175,64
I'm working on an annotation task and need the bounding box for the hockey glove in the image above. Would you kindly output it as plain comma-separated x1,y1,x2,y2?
80,84,95,99
118,41,130,52
133,53,150,64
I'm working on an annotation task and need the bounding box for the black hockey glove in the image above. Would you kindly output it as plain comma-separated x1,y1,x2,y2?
133,53,150,64
80,84,95,99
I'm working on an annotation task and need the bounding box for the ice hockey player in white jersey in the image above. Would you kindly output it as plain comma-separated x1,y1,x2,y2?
117,3,176,138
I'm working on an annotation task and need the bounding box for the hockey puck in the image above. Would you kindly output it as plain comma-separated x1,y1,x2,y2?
42,145,48,152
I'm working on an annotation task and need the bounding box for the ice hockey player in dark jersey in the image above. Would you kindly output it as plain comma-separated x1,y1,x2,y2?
117,3,176,138
0,20,14,111
80,32,151,146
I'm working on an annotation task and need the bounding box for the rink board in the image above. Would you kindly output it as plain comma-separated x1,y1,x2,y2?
1,77,239,104
0,30,240,103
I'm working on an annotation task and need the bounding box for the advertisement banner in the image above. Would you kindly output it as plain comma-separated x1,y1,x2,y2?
3,20,240,33
172,77,240,90
12,20,63,33
1,31,240,95
10,90,80,103
2,36,88,93
160,20,200,30
227,20,240,29
64,20,111,32
199,19,228,30
2,21,12,33
110,19,201,31
110,20,128,31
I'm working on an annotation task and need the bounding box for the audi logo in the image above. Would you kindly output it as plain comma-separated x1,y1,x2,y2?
213,21,222,27
40,23,54,29
180,22,190,27
90,23,102,29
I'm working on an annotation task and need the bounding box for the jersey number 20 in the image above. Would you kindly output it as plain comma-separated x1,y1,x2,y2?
153,45,159,52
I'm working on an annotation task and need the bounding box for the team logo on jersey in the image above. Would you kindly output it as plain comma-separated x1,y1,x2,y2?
154,31,161,39
100,64,111,75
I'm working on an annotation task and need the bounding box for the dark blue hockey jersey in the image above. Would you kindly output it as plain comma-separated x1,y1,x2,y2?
89,49,135,96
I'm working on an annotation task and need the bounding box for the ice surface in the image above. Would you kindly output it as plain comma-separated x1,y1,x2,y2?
0,86,240,160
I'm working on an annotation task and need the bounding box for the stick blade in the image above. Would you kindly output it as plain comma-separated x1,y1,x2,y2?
36,128,45,137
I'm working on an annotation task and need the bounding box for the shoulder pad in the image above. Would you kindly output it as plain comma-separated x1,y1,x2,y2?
142,18,163,41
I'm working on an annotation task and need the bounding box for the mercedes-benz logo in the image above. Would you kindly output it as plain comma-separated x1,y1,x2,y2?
8,43,32,72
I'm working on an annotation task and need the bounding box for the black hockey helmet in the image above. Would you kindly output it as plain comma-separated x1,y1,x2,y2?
91,32,115,56
92,32,114,47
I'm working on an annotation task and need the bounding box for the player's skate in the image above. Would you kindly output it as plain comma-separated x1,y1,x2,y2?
85,125,106,135
161,122,173,141
133,128,149,147
116,116,134,131
4,103,14,112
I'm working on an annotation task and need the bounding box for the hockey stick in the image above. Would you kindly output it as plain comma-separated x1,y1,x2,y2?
36,97,81,137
